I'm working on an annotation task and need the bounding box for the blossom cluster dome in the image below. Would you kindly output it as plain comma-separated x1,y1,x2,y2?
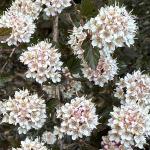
10,0,42,20
12,138,47,150
101,136,126,150
36,0,72,16
82,54,118,87
55,96,99,140
84,5,137,55
107,104,150,149
114,70,150,106
1,89,46,134
68,26,87,59
0,10,35,46
20,40,63,84
42,131,56,145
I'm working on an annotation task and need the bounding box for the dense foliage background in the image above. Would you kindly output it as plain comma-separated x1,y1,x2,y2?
0,0,150,149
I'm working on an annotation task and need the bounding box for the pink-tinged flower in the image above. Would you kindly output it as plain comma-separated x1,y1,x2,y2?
101,136,127,150
42,131,56,145
0,10,35,46
82,54,118,87
84,5,137,56
114,70,150,106
12,138,47,150
9,0,42,19
55,96,99,140
68,26,87,59
1,89,46,134
10,0,42,20
107,104,150,149
20,40,63,84
36,0,72,16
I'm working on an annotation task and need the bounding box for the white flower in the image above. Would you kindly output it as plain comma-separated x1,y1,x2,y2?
101,135,127,150
107,104,150,149
42,131,56,144
114,70,150,106
10,0,42,20
19,40,63,84
0,10,35,46
0,101,6,115
84,5,137,56
1,89,46,134
55,96,99,140
36,0,72,16
82,54,118,87
68,26,87,59
12,137,47,150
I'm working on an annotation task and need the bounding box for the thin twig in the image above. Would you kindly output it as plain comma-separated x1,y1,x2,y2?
0,47,16,73
53,15,59,42
52,15,63,150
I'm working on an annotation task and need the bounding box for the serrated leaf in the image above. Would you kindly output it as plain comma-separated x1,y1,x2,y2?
83,40,100,70
80,0,98,19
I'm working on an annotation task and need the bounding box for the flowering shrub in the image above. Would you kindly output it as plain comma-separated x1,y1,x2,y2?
0,0,150,149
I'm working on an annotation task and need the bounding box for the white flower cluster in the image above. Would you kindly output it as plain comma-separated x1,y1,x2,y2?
68,5,137,87
68,26,87,59
12,138,47,150
54,96,99,140
1,89,46,134
68,5,137,57
42,131,56,145
36,0,72,16
0,0,42,45
115,70,150,106
10,0,42,20
0,10,35,46
84,5,137,55
20,41,63,84
106,104,150,149
101,70,150,149
82,54,118,87
101,136,126,150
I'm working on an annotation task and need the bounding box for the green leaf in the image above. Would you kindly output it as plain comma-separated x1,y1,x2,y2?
83,39,100,70
0,27,12,42
0,74,13,87
80,0,98,19
65,55,81,74
0,27,12,36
